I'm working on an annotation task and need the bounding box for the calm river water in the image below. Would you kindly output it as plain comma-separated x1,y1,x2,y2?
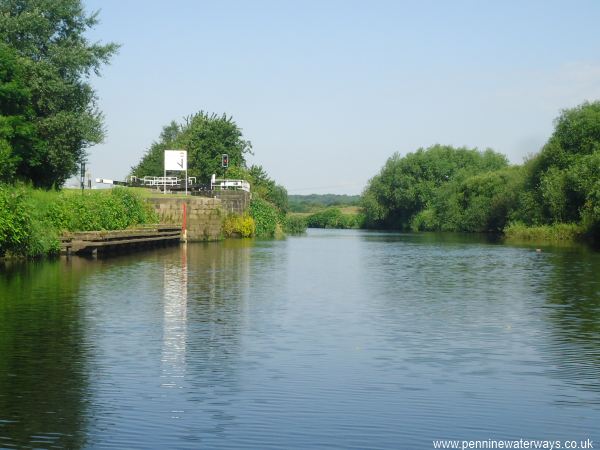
1,229,599,449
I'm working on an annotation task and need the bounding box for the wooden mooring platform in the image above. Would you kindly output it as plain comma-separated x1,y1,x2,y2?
61,225,182,256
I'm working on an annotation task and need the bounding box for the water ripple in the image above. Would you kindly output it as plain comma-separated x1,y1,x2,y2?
0,231,598,448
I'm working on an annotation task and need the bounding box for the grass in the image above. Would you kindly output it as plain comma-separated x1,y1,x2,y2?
503,222,586,242
0,185,159,258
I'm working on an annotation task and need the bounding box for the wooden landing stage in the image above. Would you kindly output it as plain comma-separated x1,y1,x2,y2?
61,225,182,256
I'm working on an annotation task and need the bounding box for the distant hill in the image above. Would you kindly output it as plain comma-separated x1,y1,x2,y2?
288,194,361,213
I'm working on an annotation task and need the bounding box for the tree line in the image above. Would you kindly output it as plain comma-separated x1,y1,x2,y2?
0,0,118,188
2,2,598,244
361,101,600,243
131,113,289,215
288,194,360,213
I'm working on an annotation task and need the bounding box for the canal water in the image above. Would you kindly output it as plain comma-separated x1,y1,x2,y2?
1,229,599,449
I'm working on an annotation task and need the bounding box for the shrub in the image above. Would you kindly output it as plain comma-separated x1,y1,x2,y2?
410,208,438,231
1,186,159,258
306,208,363,229
0,185,30,257
46,188,157,232
222,213,256,238
504,222,585,242
249,198,279,237
283,215,307,234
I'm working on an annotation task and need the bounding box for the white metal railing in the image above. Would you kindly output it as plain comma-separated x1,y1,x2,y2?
142,176,179,186
211,178,251,192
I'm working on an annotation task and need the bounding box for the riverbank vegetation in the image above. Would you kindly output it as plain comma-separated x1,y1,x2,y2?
362,101,600,244
0,0,118,188
503,222,585,242
132,115,294,238
0,185,157,258
0,0,139,258
288,194,360,213
2,2,598,249
131,113,253,183
283,215,308,234
287,195,364,230
222,213,255,238
303,207,364,229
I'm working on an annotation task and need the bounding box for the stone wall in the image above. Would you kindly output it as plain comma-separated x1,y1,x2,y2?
148,196,224,241
193,190,251,215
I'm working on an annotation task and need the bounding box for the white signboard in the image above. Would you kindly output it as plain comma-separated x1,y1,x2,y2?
164,150,187,171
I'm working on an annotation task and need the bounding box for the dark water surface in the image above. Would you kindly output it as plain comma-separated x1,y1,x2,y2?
1,229,599,449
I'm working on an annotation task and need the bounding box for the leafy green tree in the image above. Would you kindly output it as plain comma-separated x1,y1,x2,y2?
268,184,289,213
362,145,508,229
288,194,360,213
130,122,179,178
306,207,363,229
0,43,33,182
521,101,600,233
425,166,524,232
566,151,600,241
0,0,118,188
249,197,279,237
247,165,288,212
131,112,252,183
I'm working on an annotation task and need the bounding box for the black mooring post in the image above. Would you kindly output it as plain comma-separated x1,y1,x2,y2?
80,162,85,194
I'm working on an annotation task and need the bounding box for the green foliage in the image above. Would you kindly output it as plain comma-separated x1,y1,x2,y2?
47,188,157,231
0,139,19,183
0,184,62,257
0,0,118,188
239,165,288,213
0,185,157,258
573,152,600,243
427,166,525,232
249,198,279,237
504,222,585,242
547,101,600,160
131,115,294,234
288,194,360,213
362,101,600,243
362,145,508,229
267,184,289,213
306,208,364,229
131,112,252,184
283,215,307,234
410,208,439,232
0,185,31,256
518,101,600,238
222,164,289,215
222,213,255,238
0,43,32,183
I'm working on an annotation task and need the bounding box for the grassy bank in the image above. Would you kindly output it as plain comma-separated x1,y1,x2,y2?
293,206,364,229
0,185,158,258
222,198,287,238
503,222,586,243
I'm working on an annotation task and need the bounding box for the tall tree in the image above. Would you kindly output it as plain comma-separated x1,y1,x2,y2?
362,145,508,229
524,101,600,232
0,0,118,187
0,43,32,182
131,112,252,183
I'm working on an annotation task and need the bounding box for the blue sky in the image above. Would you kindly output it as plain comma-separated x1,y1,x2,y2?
84,0,600,194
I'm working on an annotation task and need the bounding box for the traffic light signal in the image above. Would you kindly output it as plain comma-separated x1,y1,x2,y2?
221,154,229,168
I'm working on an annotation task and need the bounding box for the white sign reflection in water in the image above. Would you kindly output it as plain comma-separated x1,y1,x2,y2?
161,245,188,394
